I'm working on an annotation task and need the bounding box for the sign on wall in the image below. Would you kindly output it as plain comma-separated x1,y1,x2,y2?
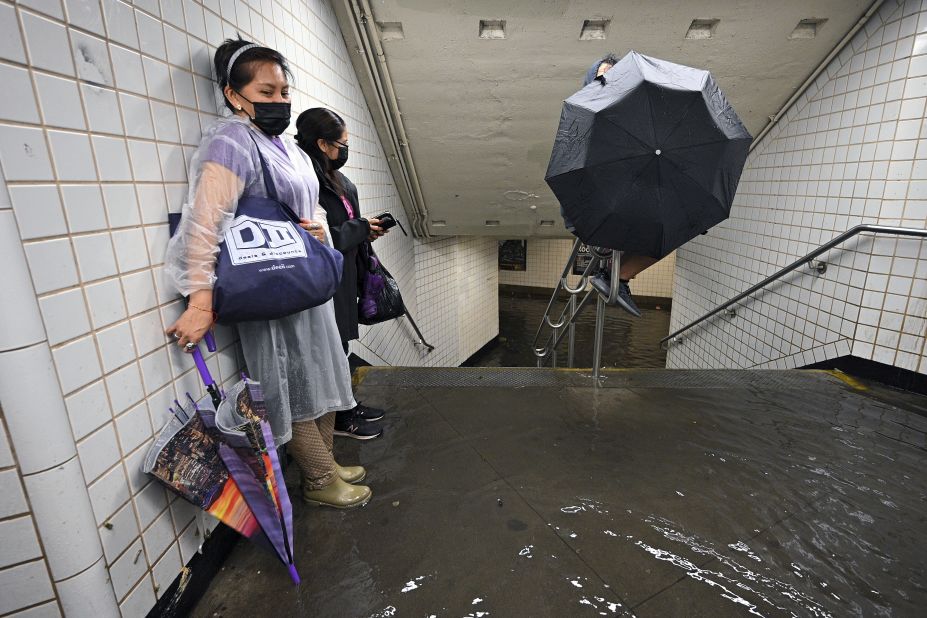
572,242,593,275
499,240,527,271
573,243,612,275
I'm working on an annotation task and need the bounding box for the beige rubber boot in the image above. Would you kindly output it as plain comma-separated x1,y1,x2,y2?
337,463,366,484
303,476,372,509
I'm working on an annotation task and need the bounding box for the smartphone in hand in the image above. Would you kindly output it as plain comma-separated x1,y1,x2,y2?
373,211,397,230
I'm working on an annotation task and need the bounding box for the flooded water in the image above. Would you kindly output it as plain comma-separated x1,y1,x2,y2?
468,288,672,368
194,368,927,617
536,384,927,617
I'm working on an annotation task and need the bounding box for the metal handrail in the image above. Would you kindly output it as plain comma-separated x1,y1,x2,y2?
661,224,927,347
532,238,628,387
540,288,598,356
532,237,600,357
403,311,435,352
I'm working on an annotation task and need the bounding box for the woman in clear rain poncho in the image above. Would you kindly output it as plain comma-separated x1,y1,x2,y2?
164,38,372,509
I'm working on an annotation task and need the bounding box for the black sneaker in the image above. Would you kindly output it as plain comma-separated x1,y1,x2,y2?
616,281,642,317
334,413,383,440
355,402,385,422
591,274,641,318
590,271,611,297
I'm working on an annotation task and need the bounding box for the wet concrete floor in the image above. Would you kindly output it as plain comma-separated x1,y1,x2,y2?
192,368,927,617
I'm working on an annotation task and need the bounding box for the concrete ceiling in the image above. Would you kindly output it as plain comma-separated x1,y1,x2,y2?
361,0,873,238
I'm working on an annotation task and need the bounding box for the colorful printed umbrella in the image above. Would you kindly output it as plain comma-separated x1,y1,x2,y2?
143,332,299,584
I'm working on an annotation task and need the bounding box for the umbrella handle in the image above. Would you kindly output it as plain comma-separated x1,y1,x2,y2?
190,329,218,386
189,331,222,408
191,346,217,391
204,330,217,352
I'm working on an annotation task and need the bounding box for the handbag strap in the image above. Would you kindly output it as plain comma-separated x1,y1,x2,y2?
247,133,303,225
247,134,334,230
249,133,280,202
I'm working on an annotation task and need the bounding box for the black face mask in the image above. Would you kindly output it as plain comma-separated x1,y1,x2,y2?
331,143,349,170
237,92,291,136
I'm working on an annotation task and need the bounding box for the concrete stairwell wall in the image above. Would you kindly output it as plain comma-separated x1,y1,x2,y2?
669,0,927,373
0,0,497,616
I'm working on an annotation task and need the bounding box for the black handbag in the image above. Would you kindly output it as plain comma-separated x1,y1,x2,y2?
357,243,406,325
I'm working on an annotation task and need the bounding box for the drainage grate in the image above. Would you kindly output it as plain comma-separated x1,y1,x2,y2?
358,368,843,390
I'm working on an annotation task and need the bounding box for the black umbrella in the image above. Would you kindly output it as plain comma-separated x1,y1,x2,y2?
545,51,752,257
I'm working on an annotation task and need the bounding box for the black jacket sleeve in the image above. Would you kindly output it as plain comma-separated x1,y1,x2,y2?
327,173,369,253
329,217,370,252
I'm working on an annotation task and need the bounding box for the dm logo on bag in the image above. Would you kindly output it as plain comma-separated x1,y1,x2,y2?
225,215,308,265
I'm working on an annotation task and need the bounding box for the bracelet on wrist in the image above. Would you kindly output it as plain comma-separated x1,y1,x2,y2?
188,303,217,321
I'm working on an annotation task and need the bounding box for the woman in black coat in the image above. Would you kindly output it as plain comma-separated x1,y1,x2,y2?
296,108,388,440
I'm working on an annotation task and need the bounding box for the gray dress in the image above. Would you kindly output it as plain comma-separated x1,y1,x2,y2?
164,116,355,443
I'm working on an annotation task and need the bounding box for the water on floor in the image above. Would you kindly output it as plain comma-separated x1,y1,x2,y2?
468,288,672,368
192,369,927,618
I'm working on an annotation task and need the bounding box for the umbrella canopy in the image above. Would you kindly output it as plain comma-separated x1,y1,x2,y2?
545,51,752,257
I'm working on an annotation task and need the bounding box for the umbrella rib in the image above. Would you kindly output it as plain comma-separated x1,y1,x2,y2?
600,114,654,151
658,153,726,213
642,85,666,222
646,82,659,148
654,91,703,148
662,138,736,153
663,164,705,245
564,151,655,176
582,156,659,244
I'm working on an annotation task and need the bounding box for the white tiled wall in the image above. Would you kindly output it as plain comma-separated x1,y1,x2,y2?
498,238,676,299
352,236,499,367
668,0,927,372
0,0,498,616
0,420,58,618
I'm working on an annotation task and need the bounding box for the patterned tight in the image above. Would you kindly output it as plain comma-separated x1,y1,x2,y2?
288,412,336,490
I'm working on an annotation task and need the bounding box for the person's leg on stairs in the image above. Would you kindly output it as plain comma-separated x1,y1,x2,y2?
620,254,659,281
612,253,659,317
591,251,648,317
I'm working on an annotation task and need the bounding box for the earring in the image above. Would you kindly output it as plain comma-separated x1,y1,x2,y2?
237,105,242,110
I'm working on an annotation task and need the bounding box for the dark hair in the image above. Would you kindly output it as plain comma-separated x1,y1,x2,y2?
213,36,292,113
295,107,347,195
599,53,620,69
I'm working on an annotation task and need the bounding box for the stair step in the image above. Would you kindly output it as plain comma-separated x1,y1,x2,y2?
356,366,848,390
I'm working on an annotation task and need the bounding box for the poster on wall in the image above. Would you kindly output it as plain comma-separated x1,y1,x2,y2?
573,243,612,275
572,243,593,275
499,240,527,271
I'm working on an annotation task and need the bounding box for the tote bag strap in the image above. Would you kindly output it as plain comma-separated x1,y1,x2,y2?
248,133,280,200
247,133,302,223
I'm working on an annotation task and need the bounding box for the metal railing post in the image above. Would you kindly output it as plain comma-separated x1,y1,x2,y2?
610,251,621,303
551,324,559,367
592,295,606,385
567,293,577,368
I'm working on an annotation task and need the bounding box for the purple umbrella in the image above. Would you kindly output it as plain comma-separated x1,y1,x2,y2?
147,331,300,584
